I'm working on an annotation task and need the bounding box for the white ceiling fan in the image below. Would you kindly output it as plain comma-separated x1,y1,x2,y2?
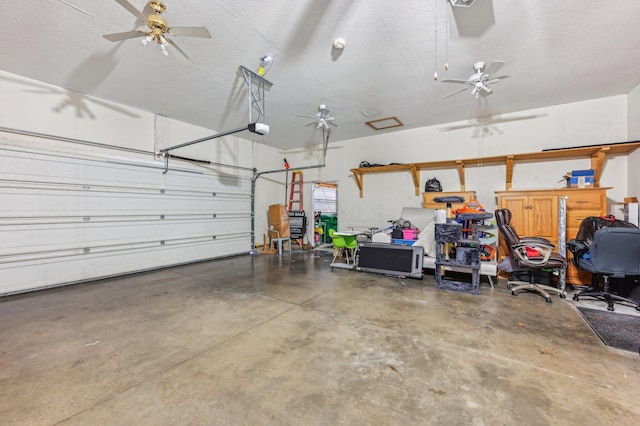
103,0,212,63
296,104,338,130
442,61,509,99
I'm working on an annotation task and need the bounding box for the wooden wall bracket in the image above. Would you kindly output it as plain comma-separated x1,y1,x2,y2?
349,141,640,198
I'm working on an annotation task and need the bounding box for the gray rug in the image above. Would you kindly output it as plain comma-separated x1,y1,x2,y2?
577,307,640,354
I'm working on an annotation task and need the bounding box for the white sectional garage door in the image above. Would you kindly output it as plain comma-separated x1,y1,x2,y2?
0,146,253,295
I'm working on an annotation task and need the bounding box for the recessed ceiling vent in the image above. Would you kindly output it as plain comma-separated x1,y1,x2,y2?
365,117,404,131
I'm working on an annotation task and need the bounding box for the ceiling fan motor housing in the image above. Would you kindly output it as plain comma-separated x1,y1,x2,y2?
149,1,166,14
147,14,168,34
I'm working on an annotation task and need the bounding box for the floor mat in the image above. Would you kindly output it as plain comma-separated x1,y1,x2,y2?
577,307,640,354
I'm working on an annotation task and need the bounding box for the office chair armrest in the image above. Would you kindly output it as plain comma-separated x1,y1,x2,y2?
512,241,553,266
520,236,552,246
566,239,588,266
566,240,587,252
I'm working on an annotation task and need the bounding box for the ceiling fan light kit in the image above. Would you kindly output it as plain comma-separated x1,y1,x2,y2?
441,60,508,99
296,104,338,131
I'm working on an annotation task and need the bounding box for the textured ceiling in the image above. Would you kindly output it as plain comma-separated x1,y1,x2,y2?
1,0,640,150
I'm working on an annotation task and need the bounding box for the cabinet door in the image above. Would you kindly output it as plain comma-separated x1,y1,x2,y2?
500,196,528,234
529,195,558,241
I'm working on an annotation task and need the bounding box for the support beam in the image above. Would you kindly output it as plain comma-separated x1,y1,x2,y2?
410,165,420,195
456,161,466,191
157,66,273,173
352,171,364,198
590,147,609,188
160,126,248,154
506,156,514,191
239,66,273,124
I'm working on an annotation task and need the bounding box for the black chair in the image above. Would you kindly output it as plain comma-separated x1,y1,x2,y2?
495,209,567,302
568,227,640,312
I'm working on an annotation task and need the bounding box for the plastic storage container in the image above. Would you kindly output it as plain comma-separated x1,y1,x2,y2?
402,229,418,240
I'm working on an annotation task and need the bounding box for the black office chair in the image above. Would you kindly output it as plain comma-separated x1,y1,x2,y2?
495,209,567,302
568,227,640,312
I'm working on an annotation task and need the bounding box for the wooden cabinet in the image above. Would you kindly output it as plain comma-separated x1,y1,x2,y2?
563,189,608,238
496,187,610,285
562,188,609,284
422,191,476,211
496,191,559,256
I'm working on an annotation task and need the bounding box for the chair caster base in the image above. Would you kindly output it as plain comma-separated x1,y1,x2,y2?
546,297,552,303
559,293,567,299
573,294,579,301
511,290,517,296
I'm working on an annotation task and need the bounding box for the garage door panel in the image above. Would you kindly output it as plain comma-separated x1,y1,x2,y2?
0,146,253,295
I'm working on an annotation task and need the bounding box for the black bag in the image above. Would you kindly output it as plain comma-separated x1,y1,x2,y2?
575,215,638,247
425,177,442,192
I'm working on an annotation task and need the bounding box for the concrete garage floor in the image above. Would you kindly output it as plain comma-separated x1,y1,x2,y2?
1,251,639,425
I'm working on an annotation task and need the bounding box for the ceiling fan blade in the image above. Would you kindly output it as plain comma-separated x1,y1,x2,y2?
304,121,317,127
165,38,193,64
103,30,147,42
441,78,472,85
114,0,148,24
169,26,212,39
485,78,501,85
443,88,468,99
329,121,338,127
484,60,506,76
296,114,317,119
142,2,155,16
490,75,510,81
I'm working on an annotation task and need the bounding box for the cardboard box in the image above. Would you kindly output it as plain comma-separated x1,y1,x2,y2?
567,169,595,188
269,221,290,238
268,204,288,224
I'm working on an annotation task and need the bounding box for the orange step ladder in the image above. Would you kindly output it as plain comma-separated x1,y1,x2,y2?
288,170,304,211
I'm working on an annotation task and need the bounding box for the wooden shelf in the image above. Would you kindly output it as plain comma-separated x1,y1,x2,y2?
350,141,640,197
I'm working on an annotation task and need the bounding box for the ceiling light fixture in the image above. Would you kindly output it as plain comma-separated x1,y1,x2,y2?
333,38,346,50
257,55,274,76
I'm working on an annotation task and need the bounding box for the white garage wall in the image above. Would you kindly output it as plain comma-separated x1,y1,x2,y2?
285,96,631,235
1,69,638,293
0,71,258,295
627,83,640,197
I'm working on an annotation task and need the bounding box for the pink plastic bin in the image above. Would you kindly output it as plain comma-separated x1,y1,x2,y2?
402,229,418,240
